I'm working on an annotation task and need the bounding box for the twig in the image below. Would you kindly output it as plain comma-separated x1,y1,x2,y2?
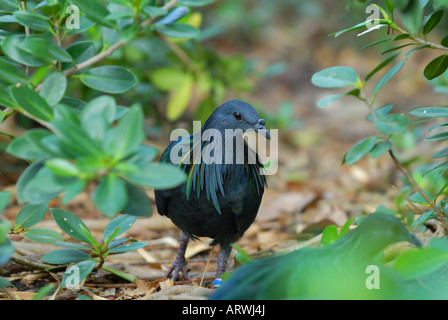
391,22,448,52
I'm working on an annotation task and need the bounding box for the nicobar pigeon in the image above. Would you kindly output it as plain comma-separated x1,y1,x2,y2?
210,214,424,299
155,100,269,286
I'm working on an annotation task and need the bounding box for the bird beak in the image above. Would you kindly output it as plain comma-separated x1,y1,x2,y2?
253,119,270,140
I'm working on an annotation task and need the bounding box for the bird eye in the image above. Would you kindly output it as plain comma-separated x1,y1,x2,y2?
233,112,242,120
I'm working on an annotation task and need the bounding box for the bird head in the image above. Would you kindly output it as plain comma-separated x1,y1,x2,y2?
203,100,270,140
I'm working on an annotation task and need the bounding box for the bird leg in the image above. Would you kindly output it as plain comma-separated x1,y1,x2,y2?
213,243,232,287
165,231,191,281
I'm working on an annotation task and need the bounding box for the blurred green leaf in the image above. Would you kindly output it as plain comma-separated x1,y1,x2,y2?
321,225,338,247
124,162,187,189
155,23,200,39
69,0,115,28
0,57,28,85
369,141,392,158
79,66,138,94
150,68,188,91
394,248,448,279
39,72,67,106
0,192,11,213
179,0,216,6
372,60,406,97
103,104,144,160
344,136,377,165
93,174,128,217
374,113,409,134
156,6,189,25
108,240,147,253
13,10,51,32
166,74,193,120
410,210,437,228
122,182,152,217
311,66,358,88
410,107,448,117
45,158,81,177
401,0,423,34
21,36,72,63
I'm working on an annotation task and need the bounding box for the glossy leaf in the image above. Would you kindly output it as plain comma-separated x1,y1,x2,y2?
103,214,136,243
15,202,49,229
69,0,115,28
410,107,448,118
0,57,28,85
423,10,444,35
51,208,92,244
42,249,91,264
369,141,392,158
21,36,72,63
155,23,200,39
374,113,408,134
61,260,96,288
24,228,63,244
79,66,138,94
13,10,51,31
109,240,147,254
424,55,448,80
10,86,53,122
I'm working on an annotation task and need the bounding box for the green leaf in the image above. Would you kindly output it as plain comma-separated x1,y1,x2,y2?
0,192,11,213
54,241,92,251
100,265,135,282
103,214,136,243
13,10,51,32
409,190,432,205
432,148,448,158
374,113,409,134
330,20,370,37
69,0,115,28
410,107,448,118
42,249,91,264
339,217,355,238
81,95,116,125
142,6,168,18
369,141,392,158
155,23,200,39
32,284,55,300
123,162,187,189
108,240,147,253
179,0,216,6
423,55,448,80
51,208,92,244
394,248,448,279
21,36,72,63
231,243,253,264
79,66,138,94
93,174,128,217
366,104,394,122
150,68,188,91
401,0,423,34
122,182,152,217
422,10,444,35
0,57,28,85
103,104,144,159
166,74,193,120
15,202,48,229
6,129,55,161
365,53,399,82
24,228,63,244
51,119,103,157
39,72,67,106
10,85,53,122
425,131,448,141
316,89,359,108
45,158,81,177
16,160,45,204
22,167,72,204
1,35,49,67
311,66,358,88
61,259,96,288
372,60,406,97
410,210,437,228
63,41,95,70
321,225,338,247
156,6,189,25
344,136,377,165
442,35,448,48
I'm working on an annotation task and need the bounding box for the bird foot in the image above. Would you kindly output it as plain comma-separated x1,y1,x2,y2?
165,257,191,281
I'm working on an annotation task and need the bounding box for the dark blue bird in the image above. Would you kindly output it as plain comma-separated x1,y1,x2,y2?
155,100,269,283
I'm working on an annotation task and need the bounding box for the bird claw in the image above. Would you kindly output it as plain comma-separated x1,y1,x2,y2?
165,258,191,281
